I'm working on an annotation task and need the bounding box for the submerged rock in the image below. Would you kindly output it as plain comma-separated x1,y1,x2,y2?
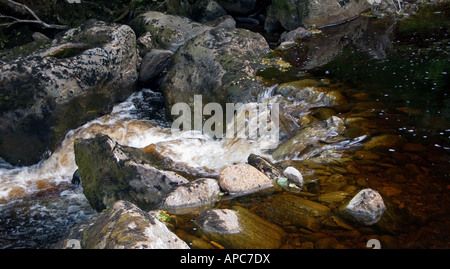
267,193,331,231
55,200,189,249
194,206,286,249
339,188,386,225
218,163,276,195
74,135,188,212
0,20,138,166
363,134,406,152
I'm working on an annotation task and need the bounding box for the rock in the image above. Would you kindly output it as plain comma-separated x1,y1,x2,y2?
0,20,138,166
326,116,346,136
339,188,386,225
130,11,212,52
265,0,371,31
161,27,270,114
194,206,286,249
138,49,174,83
199,0,229,22
217,0,257,15
205,15,237,29
272,126,334,160
279,26,311,43
247,153,282,180
279,105,301,138
55,200,189,249
317,191,350,204
283,166,304,188
267,193,331,231
218,163,276,195
136,32,153,56
363,134,406,152
74,135,188,212
71,170,81,186
160,178,221,213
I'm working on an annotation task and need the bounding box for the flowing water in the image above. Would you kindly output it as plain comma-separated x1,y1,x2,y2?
0,4,449,249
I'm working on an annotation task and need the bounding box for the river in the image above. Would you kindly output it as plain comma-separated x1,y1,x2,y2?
0,4,449,249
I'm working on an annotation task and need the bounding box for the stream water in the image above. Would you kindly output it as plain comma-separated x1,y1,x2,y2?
0,4,448,249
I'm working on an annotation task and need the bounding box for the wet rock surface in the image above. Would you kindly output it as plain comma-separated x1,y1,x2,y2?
162,27,270,112
265,0,371,31
74,135,189,212
218,163,276,195
55,200,189,249
195,206,286,249
160,178,221,213
0,1,449,250
0,20,138,166
339,188,386,225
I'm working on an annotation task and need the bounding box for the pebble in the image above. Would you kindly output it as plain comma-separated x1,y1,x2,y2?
283,166,304,188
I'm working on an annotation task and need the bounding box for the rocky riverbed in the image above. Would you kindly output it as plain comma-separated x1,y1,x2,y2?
0,0,449,249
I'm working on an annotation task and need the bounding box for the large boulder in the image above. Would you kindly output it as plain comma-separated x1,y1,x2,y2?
161,27,270,114
129,11,213,52
55,200,190,249
265,0,371,31
0,20,138,166
74,135,189,212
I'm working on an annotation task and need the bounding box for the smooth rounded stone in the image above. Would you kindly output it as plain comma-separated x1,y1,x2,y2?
55,200,190,249
323,90,348,106
317,191,350,204
160,178,221,213
267,193,331,231
313,107,337,120
218,163,276,195
194,206,286,249
283,166,304,188
363,134,406,152
339,188,386,225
